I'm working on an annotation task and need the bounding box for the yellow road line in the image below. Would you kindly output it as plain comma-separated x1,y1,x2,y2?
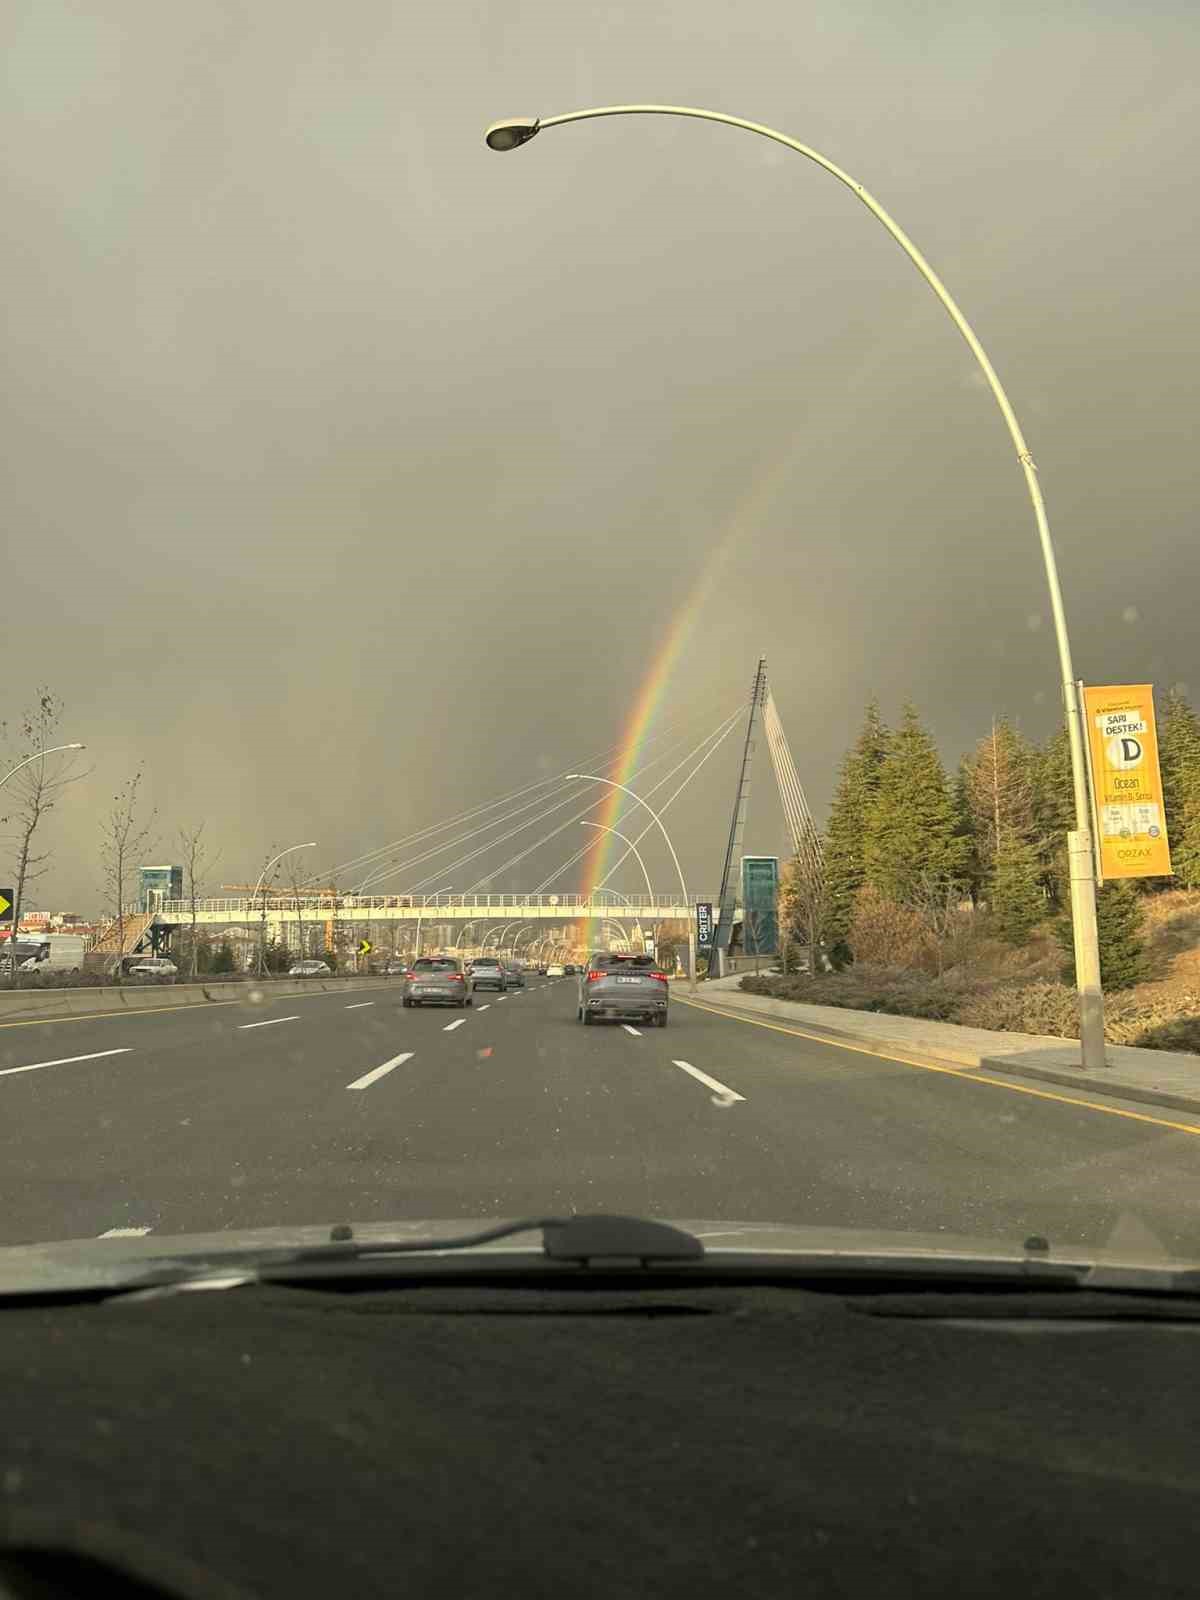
677,997,1200,1138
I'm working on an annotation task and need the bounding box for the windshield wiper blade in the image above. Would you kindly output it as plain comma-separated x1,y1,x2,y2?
281,1214,706,1268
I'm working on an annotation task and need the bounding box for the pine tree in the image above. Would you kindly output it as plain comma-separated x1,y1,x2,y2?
1057,881,1148,991
1159,688,1200,889
989,832,1046,943
823,700,890,950
864,705,968,904
962,719,1037,871
1032,725,1074,909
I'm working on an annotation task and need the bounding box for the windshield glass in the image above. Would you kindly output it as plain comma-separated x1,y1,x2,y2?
2,0,1199,1283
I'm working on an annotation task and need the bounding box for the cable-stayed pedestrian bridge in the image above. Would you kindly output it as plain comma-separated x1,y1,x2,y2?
152,891,712,931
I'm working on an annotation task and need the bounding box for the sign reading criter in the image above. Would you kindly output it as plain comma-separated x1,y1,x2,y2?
1083,684,1171,879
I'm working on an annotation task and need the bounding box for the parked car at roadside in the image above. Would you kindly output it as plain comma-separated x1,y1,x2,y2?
127,958,179,981
288,960,331,978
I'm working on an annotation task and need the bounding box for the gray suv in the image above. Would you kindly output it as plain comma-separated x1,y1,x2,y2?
577,952,669,1027
470,956,507,993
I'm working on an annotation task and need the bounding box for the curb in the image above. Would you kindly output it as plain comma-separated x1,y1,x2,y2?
682,991,1200,1119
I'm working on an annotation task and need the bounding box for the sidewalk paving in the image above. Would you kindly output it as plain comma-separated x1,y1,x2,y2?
683,976,1200,1118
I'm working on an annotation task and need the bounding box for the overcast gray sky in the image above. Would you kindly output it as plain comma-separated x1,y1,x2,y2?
3,0,1197,912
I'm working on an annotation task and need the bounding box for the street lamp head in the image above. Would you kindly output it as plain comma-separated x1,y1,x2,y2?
485,117,540,152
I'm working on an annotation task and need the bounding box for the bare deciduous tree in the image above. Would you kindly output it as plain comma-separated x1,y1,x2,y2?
1,689,87,983
100,769,156,979
179,822,219,979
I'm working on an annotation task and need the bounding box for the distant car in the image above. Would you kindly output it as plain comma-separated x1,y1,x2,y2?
404,957,471,1008
127,958,179,981
384,961,408,976
469,956,507,993
578,953,669,1027
288,960,330,978
546,964,565,977
563,964,577,976
536,965,547,976
504,964,526,989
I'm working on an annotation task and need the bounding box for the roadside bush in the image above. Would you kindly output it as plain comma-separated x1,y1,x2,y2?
847,886,933,970
1134,1016,1200,1053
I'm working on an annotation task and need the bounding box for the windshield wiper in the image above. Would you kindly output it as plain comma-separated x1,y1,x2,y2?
287,1214,706,1268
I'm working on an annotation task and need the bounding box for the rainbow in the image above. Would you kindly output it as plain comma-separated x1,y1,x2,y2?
578,438,798,902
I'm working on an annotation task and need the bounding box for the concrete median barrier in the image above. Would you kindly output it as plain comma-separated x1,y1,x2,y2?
0,976,396,1026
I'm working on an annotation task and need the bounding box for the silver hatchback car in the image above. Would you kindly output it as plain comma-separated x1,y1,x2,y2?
577,953,669,1027
403,956,472,1008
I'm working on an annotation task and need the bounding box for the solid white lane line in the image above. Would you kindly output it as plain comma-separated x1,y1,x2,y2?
476,1004,491,1011
0,1047,132,1079
622,1025,643,1037
443,1018,466,1032
671,1059,745,1107
238,1015,300,1030
346,1051,414,1091
99,1226,151,1238
345,1002,375,1010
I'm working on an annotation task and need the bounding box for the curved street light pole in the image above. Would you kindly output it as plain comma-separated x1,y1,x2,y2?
580,821,655,902
565,774,695,993
494,106,1103,1058
252,842,316,977
414,887,453,961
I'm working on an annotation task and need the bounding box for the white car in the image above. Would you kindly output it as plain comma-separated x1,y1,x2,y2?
288,960,331,978
546,963,565,977
128,958,178,979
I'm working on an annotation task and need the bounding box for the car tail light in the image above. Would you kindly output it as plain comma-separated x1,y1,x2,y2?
586,969,604,983
650,972,669,983
451,973,464,982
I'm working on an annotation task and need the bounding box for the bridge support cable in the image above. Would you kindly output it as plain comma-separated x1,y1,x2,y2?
763,689,823,872
532,708,744,892
363,708,745,896
710,657,767,975
303,701,736,890
481,708,745,893
592,712,743,891
352,711,738,894
424,713,741,895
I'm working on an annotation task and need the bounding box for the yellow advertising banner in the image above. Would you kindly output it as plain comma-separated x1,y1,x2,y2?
1083,684,1172,880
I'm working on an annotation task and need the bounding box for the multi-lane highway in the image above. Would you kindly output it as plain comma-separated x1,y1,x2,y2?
5,976,1200,1253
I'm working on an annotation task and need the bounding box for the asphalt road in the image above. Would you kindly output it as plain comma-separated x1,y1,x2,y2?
4,976,1200,1254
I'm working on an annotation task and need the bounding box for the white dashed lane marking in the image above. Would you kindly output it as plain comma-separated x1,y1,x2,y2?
344,1002,375,1010
238,1016,300,1031
99,1226,151,1238
670,1059,745,1108
346,1051,414,1091
0,1047,132,1079
443,1019,466,1032
622,1025,642,1037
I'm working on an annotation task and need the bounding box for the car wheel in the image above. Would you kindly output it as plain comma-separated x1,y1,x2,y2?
402,996,411,1008
582,1009,593,1025
656,1012,668,1028
466,995,473,1007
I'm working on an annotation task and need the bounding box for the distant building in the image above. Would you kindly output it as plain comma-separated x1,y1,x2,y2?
140,865,184,912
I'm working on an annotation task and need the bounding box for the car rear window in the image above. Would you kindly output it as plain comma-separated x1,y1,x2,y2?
415,959,458,971
592,954,655,968
473,958,500,966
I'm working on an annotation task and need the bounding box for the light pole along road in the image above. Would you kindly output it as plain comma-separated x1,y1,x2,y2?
565,773,696,994
489,104,1105,1068
251,842,316,978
